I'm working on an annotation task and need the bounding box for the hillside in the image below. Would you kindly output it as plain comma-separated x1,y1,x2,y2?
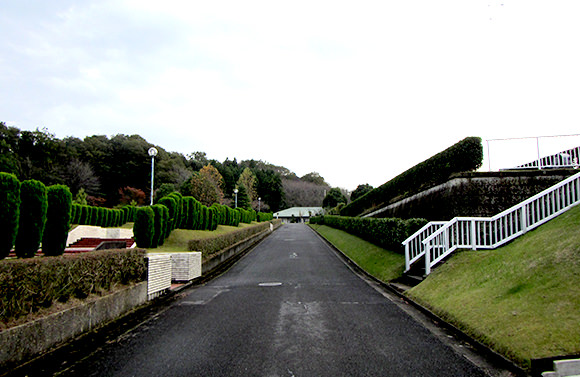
406,204,580,368
0,122,330,210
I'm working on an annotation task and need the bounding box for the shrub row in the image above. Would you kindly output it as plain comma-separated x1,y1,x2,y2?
0,248,147,325
188,220,281,259
310,215,428,253
71,204,135,228
340,137,483,217
0,173,74,259
133,191,275,249
257,212,274,222
210,204,260,227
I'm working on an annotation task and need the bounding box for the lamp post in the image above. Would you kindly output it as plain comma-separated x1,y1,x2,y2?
258,197,261,212
148,147,158,205
234,188,238,208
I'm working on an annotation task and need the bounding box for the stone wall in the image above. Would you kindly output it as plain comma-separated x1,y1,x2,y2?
367,170,577,221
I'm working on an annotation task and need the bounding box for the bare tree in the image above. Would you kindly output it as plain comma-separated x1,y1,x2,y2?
282,178,327,207
63,158,101,196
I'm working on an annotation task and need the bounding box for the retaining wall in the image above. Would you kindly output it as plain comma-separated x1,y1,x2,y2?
0,282,147,370
366,170,577,221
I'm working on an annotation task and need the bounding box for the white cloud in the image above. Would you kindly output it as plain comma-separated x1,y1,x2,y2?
2,0,580,190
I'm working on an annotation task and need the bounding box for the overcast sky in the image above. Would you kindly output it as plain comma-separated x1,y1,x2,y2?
2,1,580,191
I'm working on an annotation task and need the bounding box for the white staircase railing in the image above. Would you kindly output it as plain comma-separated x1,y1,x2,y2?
404,221,446,272
403,171,580,275
512,146,580,170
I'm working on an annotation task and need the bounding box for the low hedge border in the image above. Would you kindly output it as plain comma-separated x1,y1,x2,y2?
188,220,281,260
310,215,427,253
0,249,147,327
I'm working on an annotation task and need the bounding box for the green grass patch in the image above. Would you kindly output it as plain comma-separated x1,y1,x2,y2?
151,223,255,253
406,205,580,368
309,224,405,282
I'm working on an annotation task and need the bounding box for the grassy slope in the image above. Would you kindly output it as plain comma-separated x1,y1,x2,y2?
406,205,580,367
309,224,405,282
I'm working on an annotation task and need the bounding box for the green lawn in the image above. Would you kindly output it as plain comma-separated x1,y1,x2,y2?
406,205,580,368
151,223,255,253
309,224,405,282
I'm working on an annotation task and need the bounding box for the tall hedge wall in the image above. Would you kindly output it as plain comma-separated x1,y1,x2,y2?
311,215,428,253
42,185,72,257
340,137,483,217
0,173,21,260
150,204,167,248
257,212,273,222
133,206,155,248
15,180,47,258
158,196,177,238
71,204,133,228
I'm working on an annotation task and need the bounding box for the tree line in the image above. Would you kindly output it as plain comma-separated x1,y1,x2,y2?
1,122,376,212
0,123,282,211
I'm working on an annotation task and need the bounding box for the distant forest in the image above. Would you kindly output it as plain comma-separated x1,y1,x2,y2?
0,122,340,212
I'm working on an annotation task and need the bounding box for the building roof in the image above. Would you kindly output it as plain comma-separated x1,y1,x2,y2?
273,207,323,218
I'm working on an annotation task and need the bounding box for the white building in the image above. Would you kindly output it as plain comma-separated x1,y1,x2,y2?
273,207,324,223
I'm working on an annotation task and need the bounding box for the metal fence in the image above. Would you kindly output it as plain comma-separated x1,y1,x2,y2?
512,145,580,170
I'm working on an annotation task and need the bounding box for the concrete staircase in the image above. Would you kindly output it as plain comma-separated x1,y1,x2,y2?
66,237,135,252
543,359,580,377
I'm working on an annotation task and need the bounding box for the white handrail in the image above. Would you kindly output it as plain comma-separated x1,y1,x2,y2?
403,221,446,272
403,171,580,275
513,146,580,170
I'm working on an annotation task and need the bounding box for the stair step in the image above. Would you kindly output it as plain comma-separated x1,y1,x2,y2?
555,359,580,376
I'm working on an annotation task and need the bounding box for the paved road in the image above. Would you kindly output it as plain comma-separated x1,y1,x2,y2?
61,224,495,376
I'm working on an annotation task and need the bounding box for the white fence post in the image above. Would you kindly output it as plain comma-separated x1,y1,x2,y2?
520,206,528,234
425,243,431,276
470,219,476,250
405,243,410,272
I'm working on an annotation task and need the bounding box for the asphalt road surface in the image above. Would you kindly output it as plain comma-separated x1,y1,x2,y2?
58,224,502,377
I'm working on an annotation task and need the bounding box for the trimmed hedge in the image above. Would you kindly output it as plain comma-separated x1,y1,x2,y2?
133,206,155,248
236,208,256,224
158,196,177,238
181,196,190,229
311,215,428,253
150,204,167,248
15,180,47,258
71,204,134,228
341,137,483,217
190,197,203,230
0,173,21,260
188,220,281,259
257,212,273,222
166,192,183,230
159,206,169,246
42,185,72,257
208,206,219,231
0,249,147,325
